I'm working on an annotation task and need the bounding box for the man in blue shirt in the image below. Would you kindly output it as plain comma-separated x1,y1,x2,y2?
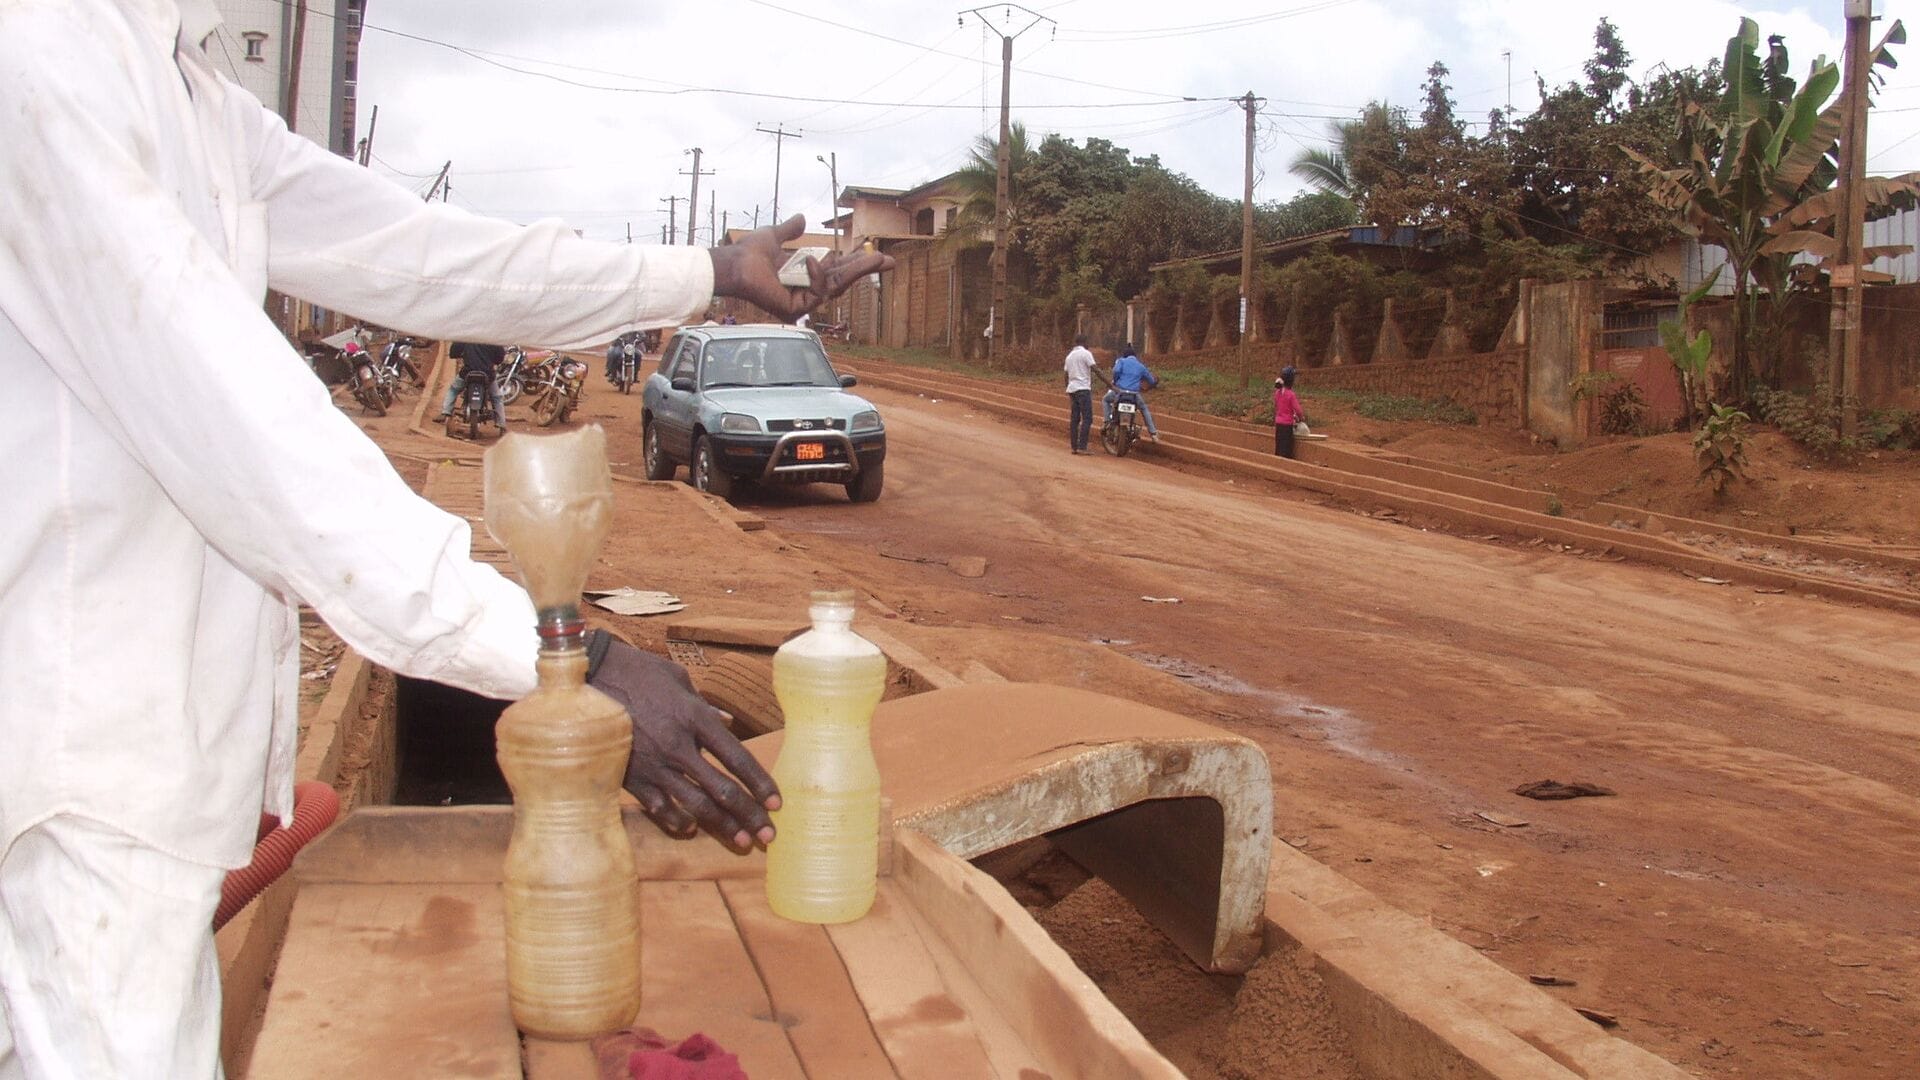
1104,343,1161,442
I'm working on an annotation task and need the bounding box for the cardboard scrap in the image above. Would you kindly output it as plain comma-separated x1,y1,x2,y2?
1474,810,1530,829
1140,596,1182,604
584,588,687,617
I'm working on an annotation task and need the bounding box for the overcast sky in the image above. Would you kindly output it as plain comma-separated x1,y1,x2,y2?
346,1,1920,247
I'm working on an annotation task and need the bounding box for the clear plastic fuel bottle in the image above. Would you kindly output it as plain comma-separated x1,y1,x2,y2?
484,427,641,1040
765,590,886,923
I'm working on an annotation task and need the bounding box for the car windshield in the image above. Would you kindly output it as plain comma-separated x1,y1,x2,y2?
700,339,839,389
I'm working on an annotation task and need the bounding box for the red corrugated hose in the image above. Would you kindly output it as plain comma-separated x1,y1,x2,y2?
214,780,340,930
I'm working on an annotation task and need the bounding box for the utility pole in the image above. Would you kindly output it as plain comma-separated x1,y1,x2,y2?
709,200,717,249
1831,0,1874,437
753,204,761,230
282,0,309,132
626,221,632,244
1237,91,1263,389
722,210,729,244
659,195,682,244
682,148,713,246
357,103,378,166
757,124,803,222
422,160,450,203
817,153,840,252
960,5,1055,365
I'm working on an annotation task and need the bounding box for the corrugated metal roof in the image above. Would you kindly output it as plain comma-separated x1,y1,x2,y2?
1680,205,1919,295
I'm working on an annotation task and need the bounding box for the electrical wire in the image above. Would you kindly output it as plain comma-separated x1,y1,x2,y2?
1054,0,1359,42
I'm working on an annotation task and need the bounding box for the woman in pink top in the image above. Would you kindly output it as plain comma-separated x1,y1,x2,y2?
1273,365,1305,458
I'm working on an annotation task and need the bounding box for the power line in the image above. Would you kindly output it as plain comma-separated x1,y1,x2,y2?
1055,0,1360,42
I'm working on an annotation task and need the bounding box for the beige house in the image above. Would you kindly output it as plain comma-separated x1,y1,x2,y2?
829,175,996,351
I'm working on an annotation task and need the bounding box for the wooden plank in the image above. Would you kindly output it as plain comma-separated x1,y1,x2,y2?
666,615,806,649
718,880,896,1080
892,889,1050,1078
636,881,806,1079
248,883,519,1080
891,831,1183,1079
825,883,998,1080
294,806,767,886
523,1038,598,1080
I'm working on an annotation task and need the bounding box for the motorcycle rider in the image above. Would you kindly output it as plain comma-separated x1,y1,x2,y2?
436,341,509,430
606,330,641,384
1103,342,1162,443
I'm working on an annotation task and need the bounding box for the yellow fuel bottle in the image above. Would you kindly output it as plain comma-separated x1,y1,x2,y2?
765,590,886,923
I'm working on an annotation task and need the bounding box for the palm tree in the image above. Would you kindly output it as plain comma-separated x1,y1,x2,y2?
939,121,1033,255
1288,120,1354,199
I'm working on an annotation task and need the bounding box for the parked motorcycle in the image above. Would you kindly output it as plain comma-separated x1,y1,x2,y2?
497,345,530,405
444,368,499,440
344,342,392,417
378,337,425,389
1102,389,1146,457
528,354,588,427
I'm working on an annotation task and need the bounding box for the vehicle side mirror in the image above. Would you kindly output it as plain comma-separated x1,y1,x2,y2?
838,373,859,388
671,375,695,393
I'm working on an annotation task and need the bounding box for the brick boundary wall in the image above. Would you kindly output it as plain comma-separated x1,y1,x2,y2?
1296,349,1527,428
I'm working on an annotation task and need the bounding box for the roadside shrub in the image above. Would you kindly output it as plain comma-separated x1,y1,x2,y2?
1571,372,1650,436
1863,407,1920,451
1694,403,1751,495
1753,384,1863,462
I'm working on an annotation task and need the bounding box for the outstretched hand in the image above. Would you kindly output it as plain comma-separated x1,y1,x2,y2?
588,639,780,849
709,216,895,322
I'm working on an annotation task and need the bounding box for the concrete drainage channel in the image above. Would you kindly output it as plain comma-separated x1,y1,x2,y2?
846,356,1920,617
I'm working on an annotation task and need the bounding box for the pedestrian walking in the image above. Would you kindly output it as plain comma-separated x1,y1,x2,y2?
1273,365,1305,458
1063,334,1098,454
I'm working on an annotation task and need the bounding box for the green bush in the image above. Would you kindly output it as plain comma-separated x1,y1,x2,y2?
1694,403,1751,495
1859,407,1919,451
1753,384,1864,462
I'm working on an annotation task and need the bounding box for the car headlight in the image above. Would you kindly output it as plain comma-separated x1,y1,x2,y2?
849,410,883,433
718,412,762,434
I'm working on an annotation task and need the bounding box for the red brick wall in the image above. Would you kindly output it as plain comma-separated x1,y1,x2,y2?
1296,349,1528,427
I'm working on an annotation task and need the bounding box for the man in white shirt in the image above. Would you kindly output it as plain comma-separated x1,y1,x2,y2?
1062,334,1099,454
0,0,891,1075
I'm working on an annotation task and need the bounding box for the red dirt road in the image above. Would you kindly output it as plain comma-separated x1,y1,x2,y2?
390,364,1919,1077
629,382,1919,1079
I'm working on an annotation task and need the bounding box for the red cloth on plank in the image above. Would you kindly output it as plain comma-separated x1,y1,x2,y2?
592,1028,748,1080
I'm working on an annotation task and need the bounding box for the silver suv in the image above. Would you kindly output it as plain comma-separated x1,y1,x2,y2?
640,324,886,502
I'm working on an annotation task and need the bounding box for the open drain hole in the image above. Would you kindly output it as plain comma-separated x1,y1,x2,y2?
392,676,510,805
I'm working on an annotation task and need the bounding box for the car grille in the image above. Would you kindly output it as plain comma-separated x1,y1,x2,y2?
765,418,848,432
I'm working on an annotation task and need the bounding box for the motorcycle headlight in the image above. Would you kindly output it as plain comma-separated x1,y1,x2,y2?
719,413,762,434
849,410,883,433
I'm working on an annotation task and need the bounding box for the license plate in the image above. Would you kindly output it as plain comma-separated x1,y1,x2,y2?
795,442,826,461
1116,402,1137,414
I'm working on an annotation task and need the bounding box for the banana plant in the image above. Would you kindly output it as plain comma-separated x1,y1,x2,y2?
1658,267,1721,429
1626,18,1919,402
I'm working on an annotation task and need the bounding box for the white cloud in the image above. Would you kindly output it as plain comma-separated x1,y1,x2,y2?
352,0,1920,243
